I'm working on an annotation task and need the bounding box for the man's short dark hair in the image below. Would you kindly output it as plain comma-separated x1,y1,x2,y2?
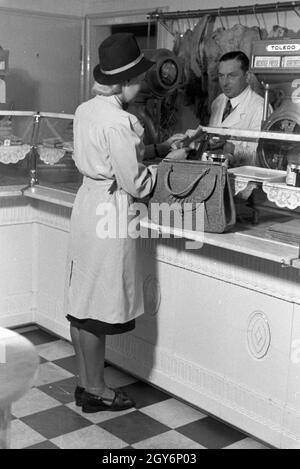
219,51,249,72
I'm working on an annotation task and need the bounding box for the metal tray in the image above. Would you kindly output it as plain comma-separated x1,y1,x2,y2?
228,166,286,182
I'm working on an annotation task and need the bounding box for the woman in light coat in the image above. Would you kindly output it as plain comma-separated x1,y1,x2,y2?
66,33,177,413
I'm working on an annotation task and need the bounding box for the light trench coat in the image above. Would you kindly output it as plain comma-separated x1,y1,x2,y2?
209,86,266,165
66,95,157,324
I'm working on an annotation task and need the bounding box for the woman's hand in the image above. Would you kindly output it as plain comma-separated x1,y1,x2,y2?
159,134,186,155
164,148,189,160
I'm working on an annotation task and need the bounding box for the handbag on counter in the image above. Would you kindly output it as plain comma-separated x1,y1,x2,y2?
148,159,236,233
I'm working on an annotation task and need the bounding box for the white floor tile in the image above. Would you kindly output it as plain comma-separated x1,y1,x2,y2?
34,362,73,386
51,424,127,449
224,437,269,449
12,388,60,418
140,398,207,428
133,430,206,450
9,326,257,450
36,339,74,361
10,420,45,449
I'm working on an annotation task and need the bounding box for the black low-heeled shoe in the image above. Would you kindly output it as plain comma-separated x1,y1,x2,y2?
74,385,85,406
82,389,135,413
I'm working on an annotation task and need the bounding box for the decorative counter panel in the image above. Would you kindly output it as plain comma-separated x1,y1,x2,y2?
0,185,300,448
263,182,300,210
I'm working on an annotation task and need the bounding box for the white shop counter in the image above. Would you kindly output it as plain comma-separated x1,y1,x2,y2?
0,182,299,448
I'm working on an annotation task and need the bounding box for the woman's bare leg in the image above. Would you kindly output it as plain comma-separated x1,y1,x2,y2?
79,329,114,399
70,325,87,388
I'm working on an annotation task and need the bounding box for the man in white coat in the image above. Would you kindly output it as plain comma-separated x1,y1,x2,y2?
209,50,266,166
171,51,268,165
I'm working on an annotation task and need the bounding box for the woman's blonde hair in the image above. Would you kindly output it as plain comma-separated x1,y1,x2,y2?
92,80,122,96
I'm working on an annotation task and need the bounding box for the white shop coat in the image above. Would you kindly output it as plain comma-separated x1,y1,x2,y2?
66,95,157,324
209,86,266,166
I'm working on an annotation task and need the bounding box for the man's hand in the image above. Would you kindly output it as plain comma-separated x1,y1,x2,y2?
208,136,227,150
223,141,235,154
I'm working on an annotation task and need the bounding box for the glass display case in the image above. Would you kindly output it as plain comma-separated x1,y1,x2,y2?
0,110,82,192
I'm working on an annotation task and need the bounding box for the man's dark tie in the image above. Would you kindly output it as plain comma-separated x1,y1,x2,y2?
222,99,233,122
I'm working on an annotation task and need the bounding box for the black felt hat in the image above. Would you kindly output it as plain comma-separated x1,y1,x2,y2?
93,33,155,85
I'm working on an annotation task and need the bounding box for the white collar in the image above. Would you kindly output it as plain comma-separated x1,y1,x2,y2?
229,86,251,109
96,94,123,109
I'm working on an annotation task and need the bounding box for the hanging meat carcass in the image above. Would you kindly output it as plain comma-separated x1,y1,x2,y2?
173,28,193,84
268,24,299,38
173,16,215,124
173,28,203,121
190,15,213,79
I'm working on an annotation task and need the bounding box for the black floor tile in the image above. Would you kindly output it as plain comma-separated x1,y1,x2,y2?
25,440,60,449
21,406,91,440
11,327,260,450
99,410,170,445
119,382,170,409
38,376,79,405
21,329,59,346
177,417,246,449
52,356,77,375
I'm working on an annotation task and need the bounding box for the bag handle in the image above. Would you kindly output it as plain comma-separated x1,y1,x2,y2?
164,165,210,198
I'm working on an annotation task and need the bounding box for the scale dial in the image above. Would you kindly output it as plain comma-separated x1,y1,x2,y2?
257,113,300,170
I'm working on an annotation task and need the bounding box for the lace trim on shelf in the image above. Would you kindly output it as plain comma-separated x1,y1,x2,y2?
0,145,31,164
263,182,300,210
37,146,66,165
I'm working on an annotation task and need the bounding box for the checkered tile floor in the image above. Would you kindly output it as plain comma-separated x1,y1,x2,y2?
9,326,269,449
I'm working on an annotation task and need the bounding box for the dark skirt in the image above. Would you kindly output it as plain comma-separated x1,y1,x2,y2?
66,314,135,338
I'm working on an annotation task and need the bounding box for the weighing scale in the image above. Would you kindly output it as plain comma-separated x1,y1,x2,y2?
250,38,300,170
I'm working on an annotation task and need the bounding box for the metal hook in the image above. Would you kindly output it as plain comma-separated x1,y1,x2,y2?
170,19,175,36
187,14,193,31
284,10,288,28
218,7,225,29
253,5,261,28
276,2,280,24
147,15,152,49
225,14,230,29
294,5,300,19
160,19,175,37
178,18,185,37
261,12,268,32
176,18,183,37
237,6,241,25
181,17,188,34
